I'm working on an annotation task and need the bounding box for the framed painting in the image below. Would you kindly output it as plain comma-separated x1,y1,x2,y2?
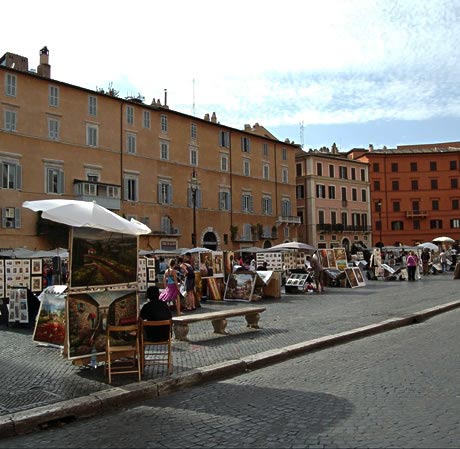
32,259,43,275
344,268,359,288
223,273,256,302
70,228,137,289
354,267,366,287
66,289,138,360
33,288,66,346
31,276,42,292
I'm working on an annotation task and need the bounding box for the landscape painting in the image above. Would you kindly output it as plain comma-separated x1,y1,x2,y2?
70,228,137,289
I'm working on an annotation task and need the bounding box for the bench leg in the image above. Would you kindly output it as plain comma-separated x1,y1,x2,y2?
173,323,190,341
245,313,261,329
212,318,227,334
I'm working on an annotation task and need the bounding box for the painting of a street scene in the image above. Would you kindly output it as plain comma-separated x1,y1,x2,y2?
70,228,137,288
224,273,256,302
67,289,138,359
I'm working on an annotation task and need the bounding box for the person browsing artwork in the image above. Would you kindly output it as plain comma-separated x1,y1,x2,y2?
159,258,182,315
309,252,325,294
178,255,196,311
140,286,172,341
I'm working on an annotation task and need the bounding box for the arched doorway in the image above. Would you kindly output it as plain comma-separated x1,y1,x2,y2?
203,231,218,250
263,240,272,249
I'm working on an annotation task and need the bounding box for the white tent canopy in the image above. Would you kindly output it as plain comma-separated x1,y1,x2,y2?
265,241,316,252
23,199,151,235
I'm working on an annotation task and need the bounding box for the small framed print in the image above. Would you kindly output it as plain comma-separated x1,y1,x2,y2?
32,259,42,275
148,268,156,280
146,258,155,267
31,276,42,292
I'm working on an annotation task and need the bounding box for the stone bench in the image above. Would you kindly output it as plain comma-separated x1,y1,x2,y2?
172,306,266,341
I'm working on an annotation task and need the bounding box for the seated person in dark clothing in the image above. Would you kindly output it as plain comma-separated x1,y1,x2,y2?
140,286,172,342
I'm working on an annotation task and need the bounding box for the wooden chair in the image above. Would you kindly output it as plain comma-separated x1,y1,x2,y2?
140,320,173,375
105,324,141,384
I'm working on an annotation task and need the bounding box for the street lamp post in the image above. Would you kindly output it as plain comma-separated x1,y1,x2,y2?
377,201,382,244
191,170,198,247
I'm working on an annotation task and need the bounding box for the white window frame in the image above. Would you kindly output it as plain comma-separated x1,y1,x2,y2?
282,167,288,183
48,85,59,107
190,146,198,166
126,106,134,125
328,185,336,199
263,163,269,180
45,166,65,194
220,153,229,172
86,123,99,147
263,143,269,157
158,180,173,205
241,136,251,153
160,114,168,133
143,110,150,129
262,196,272,215
243,158,251,176
5,74,16,97
1,160,22,190
241,193,253,213
4,109,16,131
160,141,169,160
281,147,287,161
88,95,97,116
219,130,230,148
127,132,137,154
281,198,291,217
124,175,139,202
191,123,197,140
219,191,231,211
48,117,60,140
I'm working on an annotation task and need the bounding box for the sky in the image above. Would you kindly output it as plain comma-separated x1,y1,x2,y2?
3,0,460,151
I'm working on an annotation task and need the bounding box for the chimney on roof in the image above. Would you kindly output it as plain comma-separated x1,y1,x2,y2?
211,112,217,123
37,46,50,78
244,124,251,131
0,52,29,72
369,144,374,151
164,89,167,107
204,113,210,121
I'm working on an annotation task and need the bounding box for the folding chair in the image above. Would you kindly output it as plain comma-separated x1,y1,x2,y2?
105,324,141,384
140,320,173,375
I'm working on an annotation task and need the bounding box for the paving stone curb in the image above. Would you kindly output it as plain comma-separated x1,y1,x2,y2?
1,300,459,439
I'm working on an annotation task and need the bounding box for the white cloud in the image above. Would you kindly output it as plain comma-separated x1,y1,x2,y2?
3,0,460,144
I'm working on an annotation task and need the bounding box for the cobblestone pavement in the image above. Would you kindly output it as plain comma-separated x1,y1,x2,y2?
1,294,458,448
0,273,458,418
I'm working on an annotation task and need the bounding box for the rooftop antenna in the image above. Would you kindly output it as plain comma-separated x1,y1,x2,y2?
192,78,196,116
299,121,304,149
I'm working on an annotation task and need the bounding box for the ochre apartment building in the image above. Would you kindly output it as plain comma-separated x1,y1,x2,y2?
354,144,460,246
296,147,371,251
0,48,300,252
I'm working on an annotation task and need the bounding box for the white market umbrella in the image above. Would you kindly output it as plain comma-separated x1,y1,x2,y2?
181,247,212,254
23,199,151,236
432,236,455,243
238,247,263,253
266,241,316,252
417,242,438,251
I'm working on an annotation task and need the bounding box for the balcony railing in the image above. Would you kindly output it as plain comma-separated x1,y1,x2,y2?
316,224,372,233
150,227,181,236
73,180,121,210
406,210,428,218
276,215,301,225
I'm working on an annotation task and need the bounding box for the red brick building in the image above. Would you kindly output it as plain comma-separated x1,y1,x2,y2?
355,145,460,246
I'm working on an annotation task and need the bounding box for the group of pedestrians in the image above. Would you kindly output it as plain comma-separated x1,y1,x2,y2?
139,253,198,341
155,253,198,315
